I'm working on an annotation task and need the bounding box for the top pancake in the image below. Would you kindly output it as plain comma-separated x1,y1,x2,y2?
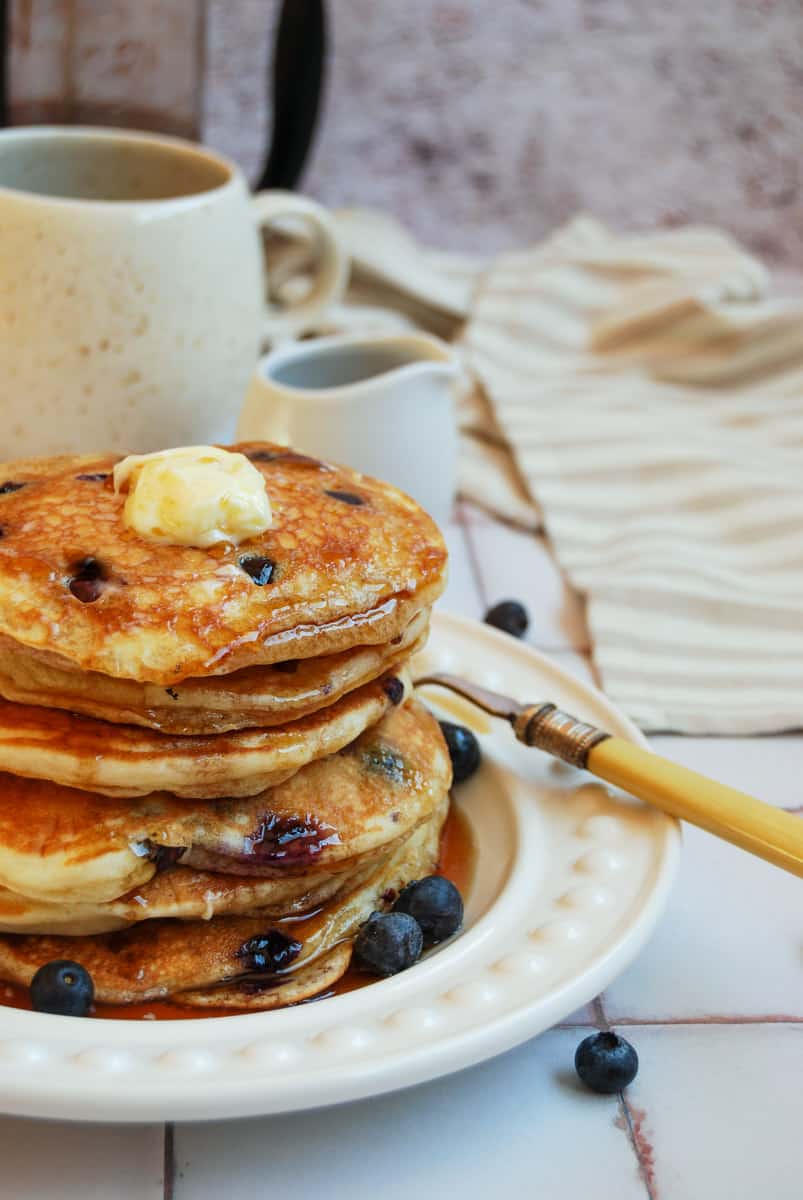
0,444,447,683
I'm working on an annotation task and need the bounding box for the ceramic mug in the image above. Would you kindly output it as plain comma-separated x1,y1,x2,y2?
0,126,348,458
238,332,460,524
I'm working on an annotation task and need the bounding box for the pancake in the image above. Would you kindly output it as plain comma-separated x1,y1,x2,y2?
0,862,374,935
0,444,447,683
0,797,447,1005
0,669,412,799
0,697,449,904
0,609,429,733
192,943,354,1011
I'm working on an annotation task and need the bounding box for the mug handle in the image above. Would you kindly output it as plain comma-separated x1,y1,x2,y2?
251,190,348,341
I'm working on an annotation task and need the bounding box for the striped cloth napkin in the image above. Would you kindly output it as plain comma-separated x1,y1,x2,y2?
290,210,803,735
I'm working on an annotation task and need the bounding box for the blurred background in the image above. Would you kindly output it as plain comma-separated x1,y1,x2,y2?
7,0,803,262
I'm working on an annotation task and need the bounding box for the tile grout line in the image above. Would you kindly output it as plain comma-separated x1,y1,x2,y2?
595,995,658,1200
163,1122,175,1200
457,504,491,613
603,1014,803,1026
459,508,596,656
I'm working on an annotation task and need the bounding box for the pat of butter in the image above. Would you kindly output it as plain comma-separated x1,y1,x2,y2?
113,446,272,548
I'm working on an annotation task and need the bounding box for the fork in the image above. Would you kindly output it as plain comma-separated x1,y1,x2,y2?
416,673,803,879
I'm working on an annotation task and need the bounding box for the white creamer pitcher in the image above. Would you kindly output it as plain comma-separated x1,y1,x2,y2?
238,332,460,524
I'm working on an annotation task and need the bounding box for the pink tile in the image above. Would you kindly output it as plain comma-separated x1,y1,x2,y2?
604,819,803,1021
622,1025,803,1199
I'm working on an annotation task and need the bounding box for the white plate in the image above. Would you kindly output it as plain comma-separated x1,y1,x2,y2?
0,612,680,1123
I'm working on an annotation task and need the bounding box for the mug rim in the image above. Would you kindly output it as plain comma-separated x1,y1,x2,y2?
0,125,242,210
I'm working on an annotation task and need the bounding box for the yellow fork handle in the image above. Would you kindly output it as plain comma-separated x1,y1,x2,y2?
588,736,803,878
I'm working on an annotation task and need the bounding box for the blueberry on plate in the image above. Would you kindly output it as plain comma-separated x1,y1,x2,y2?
30,960,94,1017
439,720,481,784
484,600,529,639
574,1031,638,1094
393,875,463,944
353,911,423,976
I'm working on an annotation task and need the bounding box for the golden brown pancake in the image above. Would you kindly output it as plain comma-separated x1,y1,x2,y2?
193,943,353,1011
0,862,372,934
0,669,411,798
0,444,447,682
0,609,428,733
0,798,447,1005
0,698,450,905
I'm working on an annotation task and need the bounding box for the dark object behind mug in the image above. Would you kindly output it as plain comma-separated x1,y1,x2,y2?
2,0,326,190
258,0,327,190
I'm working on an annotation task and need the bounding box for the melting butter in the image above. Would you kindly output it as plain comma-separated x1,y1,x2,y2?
113,446,272,549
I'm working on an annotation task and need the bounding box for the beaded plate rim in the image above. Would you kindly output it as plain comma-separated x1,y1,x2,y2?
0,611,680,1122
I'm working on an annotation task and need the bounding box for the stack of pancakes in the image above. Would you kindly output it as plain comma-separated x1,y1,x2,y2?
0,444,450,1009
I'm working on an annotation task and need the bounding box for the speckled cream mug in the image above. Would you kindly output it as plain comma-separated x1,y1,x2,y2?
0,126,347,458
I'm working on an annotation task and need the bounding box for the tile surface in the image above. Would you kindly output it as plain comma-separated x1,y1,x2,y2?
623,1026,803,1200
462,515,590,652
0,1119,164,1200
174,1029,646,1200
604,819,803,1022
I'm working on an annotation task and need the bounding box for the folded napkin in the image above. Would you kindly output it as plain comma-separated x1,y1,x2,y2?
461,217,803,734
276,209,803,735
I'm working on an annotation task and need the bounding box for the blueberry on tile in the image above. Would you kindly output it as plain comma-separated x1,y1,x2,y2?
484,600,529,639
575,1032,639,1094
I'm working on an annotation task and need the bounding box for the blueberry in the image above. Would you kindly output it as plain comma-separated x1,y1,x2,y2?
237,931,301,973
353,911,423,976
69,577,103,603
484,600,529,639
381,675,405,705
393,875,463,944
362,745,406,783
30,960,94,1017
67,556,106,604
239,555,275,585
325,489,365,506
439,720,481,784
574,1031,638,1094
